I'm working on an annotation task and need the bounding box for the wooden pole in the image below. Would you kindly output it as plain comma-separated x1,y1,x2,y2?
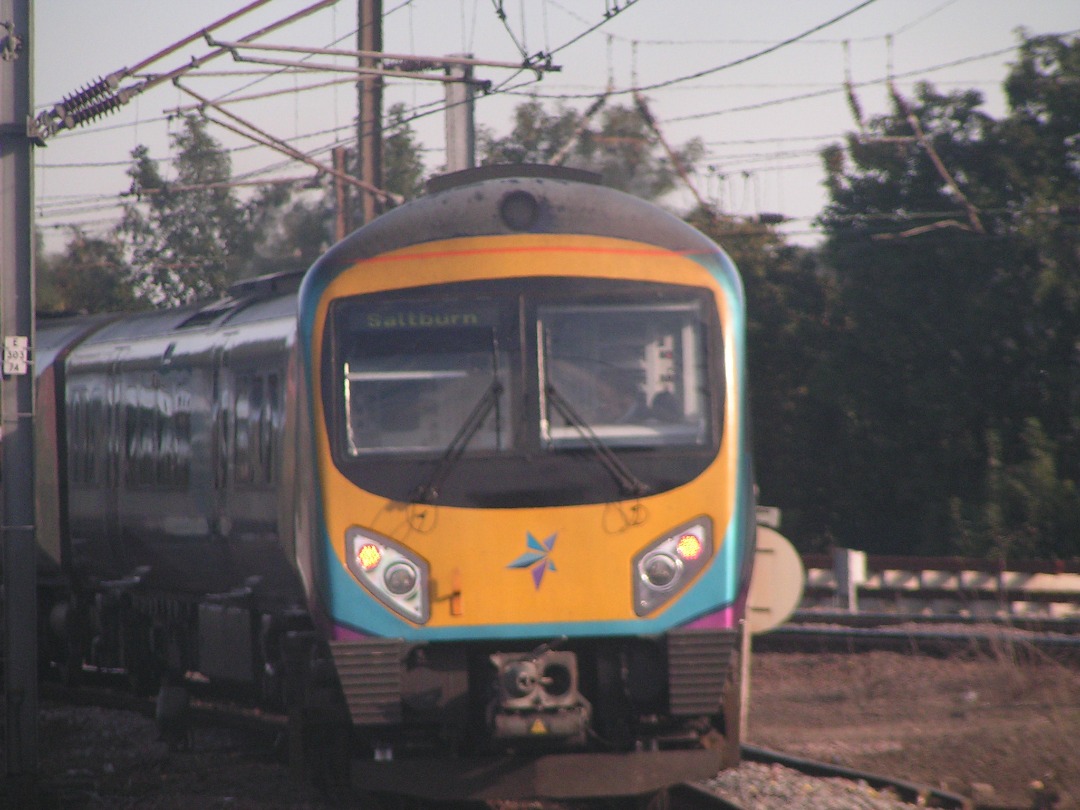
356,0,383,225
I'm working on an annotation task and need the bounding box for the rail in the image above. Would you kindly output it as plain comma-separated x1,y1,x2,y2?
799,550,1080,619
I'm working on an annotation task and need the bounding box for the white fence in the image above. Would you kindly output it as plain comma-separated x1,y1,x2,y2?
801,549,1080,619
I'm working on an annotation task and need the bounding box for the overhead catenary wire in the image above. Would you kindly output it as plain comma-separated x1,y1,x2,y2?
632,92,711,213
33,0,342,139
626,0,881,95
35,1,961,161
174,82,402,204
40,0,277,132
36,2,1078,251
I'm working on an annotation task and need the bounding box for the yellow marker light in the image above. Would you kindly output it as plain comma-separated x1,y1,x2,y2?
676,533,704,561
357,542,382,571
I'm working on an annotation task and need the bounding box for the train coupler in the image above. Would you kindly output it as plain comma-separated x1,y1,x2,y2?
491,705,590,741
488,649,591,743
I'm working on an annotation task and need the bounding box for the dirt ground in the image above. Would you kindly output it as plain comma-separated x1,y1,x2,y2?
747,648,1080,809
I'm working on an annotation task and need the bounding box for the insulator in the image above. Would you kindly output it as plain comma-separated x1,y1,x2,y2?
68,94,125,128
57,77,113,117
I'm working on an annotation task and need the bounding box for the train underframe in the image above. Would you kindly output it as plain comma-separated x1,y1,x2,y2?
334,628,743,799
42,583,743,799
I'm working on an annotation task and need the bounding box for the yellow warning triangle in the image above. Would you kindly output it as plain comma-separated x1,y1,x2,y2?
529,718,548,734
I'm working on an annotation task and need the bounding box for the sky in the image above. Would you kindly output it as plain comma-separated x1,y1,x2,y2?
30,0,1080,252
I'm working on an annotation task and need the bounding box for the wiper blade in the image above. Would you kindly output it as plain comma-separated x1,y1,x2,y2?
545,384,650,498
412,379,503,504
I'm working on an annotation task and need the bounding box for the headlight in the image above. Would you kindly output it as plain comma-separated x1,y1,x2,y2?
632,518,713,616
345,527,430,623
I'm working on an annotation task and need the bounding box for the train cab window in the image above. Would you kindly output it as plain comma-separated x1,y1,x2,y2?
538,301,711,449
334,300,512,456
326,280,720,507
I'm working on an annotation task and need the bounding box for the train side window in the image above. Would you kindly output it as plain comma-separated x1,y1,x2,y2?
124,385,138,486
70,388,86,484
123,379,158,488
156,383,173,486
175,390,191,488
261,373,279,485
234,373,254,485
249,375,265,485
86,392,100,485
214,370,230,491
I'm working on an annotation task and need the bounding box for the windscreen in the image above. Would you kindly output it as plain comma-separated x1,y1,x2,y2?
335,301,511,455
326,279,720,507
539,301,711,449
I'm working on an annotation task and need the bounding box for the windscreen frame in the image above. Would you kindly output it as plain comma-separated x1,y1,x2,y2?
321,277,725,508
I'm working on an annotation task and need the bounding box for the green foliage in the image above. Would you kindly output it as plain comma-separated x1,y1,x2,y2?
811,33,1080,558
117,115,254,306
37,228,143,315
479,98,702,200
955,421,1080,560
478,99,581,165
56,106,432,312
383,103,426,202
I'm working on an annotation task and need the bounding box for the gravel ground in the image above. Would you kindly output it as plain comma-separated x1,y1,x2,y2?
22,646,1080,808
749,648,1080,809
34,703,337,809
704,762,928,810
29,705,942,810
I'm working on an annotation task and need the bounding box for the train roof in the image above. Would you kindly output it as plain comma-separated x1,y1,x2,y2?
312,164,725,277
35,313,120,376
72,269,303,347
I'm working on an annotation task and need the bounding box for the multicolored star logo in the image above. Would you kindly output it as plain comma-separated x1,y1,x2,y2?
507,532,557,590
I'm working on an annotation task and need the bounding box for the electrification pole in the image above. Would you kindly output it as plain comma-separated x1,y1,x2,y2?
444,56,475,173
0,0,39,795
356,0,382,226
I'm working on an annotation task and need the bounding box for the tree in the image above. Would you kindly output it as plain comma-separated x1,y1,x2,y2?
997,34,1080,486
479,99,581,166
37,228,142,315
479,98,702,201
383,102,426,202
245,182,333,277
815,33,1080,558
117,115,254,306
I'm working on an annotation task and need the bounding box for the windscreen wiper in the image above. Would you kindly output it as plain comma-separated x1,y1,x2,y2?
412,329,504,504
545,384,650,498
411,379,503,504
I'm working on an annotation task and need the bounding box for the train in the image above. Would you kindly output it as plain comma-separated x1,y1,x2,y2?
31,164,757,800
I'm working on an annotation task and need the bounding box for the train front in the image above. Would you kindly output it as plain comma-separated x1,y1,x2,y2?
296,168,755,798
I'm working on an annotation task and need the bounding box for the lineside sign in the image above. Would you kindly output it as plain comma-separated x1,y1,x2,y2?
3,335,29,375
